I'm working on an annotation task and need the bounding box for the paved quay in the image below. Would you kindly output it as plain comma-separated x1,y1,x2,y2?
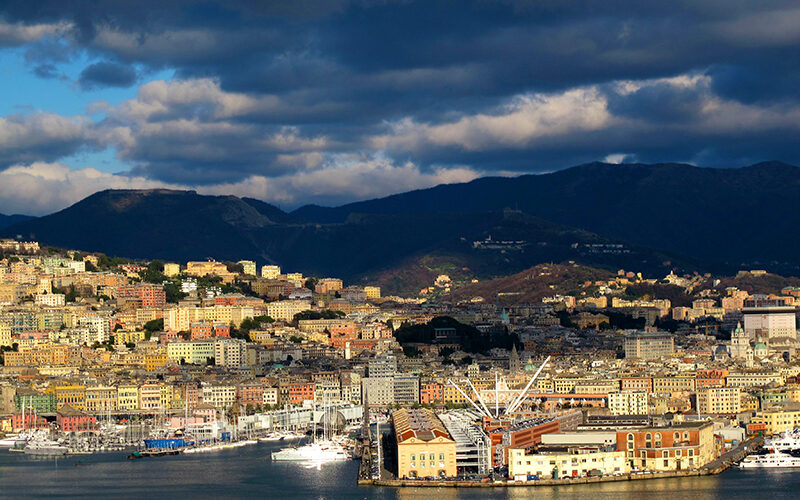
358,436,764,488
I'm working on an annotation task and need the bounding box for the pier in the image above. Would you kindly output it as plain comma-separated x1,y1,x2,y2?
358,436,764,488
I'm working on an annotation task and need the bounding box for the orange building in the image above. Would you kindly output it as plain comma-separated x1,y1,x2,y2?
421,382,444,405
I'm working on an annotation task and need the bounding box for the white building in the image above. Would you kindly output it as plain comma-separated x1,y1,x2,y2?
266,300,311,321
201,384,237,410
743,306,796,340
35,293,65,307
214,338,248,369
77,316,111,345
608,391,650,416
261,265,281,279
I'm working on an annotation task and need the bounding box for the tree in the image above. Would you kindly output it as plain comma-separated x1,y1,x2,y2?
164,282,188,303
141,261,167,284
226,262,245,274
304,277,318,291
402,345,420,358
144,318,164,333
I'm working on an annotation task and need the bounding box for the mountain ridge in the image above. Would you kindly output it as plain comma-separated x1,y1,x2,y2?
2,161,798,293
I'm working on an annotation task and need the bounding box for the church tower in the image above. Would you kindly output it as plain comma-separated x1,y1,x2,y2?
731,322,750,359
509,344,521,373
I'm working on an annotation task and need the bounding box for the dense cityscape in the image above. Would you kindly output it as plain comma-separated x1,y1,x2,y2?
0,238,798,485
2,1,800,497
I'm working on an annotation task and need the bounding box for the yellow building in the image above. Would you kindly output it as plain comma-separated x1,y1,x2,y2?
697,387,741,414
751,408,800,434
167,340,215,364
185,260,233,279
442,382,469,405
145,353,169,372
786,385,800,402
364,286,381,299
652,375,696,395
266,300,312,322
741,393,760,412
163,263,181,277
393,408,457,479
0,323,11,347
537,378,555,392
117,385,140,411
115,330,148,345
165,305,255,331
574,380,620,395
50,384,86,410
509,447,627,479
85,386,118,414
554,377,593,394
726,372,784,388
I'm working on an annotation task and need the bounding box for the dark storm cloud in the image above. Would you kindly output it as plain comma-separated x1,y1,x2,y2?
1,0,800,193
78,61,137,89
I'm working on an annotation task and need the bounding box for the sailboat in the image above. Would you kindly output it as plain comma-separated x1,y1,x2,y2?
270,396,350,463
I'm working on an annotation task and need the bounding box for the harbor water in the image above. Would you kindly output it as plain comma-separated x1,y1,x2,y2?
1,441,799,499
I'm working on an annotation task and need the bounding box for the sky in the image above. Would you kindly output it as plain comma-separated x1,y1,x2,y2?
0,1,799,215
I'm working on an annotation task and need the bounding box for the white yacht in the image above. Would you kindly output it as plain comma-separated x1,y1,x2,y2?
740,451,800,468
23,438,69,457
271,441,350,462
764,430,800,452
271,397,352,463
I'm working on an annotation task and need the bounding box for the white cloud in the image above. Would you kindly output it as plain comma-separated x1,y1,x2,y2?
196,155,481,206
0,162,178,215
0,20,70,47
0,113,97,166
0,157,481,216
372,87,613,152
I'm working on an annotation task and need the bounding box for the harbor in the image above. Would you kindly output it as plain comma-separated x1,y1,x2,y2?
358,436,766,488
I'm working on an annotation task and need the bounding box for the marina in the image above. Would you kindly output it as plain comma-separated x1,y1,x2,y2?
1,440,799,500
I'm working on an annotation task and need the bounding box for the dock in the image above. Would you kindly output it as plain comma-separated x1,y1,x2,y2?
358,436,764,488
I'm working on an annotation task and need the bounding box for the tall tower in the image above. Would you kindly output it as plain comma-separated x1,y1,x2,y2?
509,344,521,373
730,322,750,359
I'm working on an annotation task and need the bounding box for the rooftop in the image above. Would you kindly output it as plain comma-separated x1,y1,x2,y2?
393,408,453,444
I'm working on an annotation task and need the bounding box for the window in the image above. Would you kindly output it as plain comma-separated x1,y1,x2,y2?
628,433,634,441
674,432,680,440
662,451,668,458
411,455,415,461
645,433,652,440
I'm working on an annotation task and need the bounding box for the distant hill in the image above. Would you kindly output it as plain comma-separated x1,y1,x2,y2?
293,161,800,272
0,188,689,294
446,263,614,305
2,189,279,262
0,213,34,231
5,161,799,295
